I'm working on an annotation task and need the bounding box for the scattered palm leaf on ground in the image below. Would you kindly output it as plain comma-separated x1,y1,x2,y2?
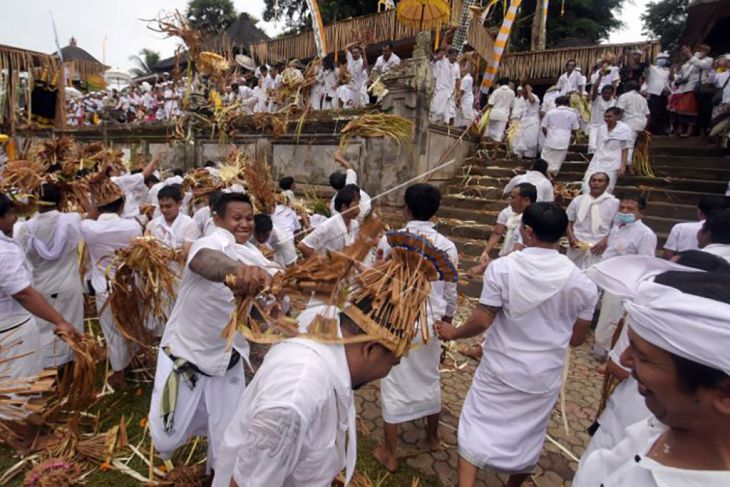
338,113,414,152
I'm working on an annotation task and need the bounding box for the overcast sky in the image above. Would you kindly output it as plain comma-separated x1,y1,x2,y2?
0,0,649,73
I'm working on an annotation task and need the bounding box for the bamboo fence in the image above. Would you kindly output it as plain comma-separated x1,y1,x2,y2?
498,40,662,83
247,0,495,64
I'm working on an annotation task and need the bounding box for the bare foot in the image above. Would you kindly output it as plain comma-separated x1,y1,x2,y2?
373,443,398,473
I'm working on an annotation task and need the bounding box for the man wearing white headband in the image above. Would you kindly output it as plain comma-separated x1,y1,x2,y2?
574,255,730,486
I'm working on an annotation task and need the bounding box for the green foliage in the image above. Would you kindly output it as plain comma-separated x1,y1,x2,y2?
263,0,380,35
487,0,626,52
186,0,237,35
641,0,688,50
128,48,161,77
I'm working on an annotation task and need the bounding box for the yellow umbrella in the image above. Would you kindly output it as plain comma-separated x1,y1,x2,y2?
396,0,451,31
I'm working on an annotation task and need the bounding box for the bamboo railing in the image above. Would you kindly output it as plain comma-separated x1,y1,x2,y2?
498,41,662,82
247,0,494,64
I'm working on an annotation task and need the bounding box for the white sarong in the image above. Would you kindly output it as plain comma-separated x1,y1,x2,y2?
541,147,568,174
381,333,441,424
594,292,624,354
486,120,508,142
39,288,84,368
95,291,131,372
458,365,558,474
149,351,245,469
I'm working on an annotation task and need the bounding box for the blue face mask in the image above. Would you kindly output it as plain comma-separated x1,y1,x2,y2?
615,212,637,225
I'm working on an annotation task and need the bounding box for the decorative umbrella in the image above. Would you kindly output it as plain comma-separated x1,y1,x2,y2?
65,86,83,99
104,70,133,88
396,0,451,31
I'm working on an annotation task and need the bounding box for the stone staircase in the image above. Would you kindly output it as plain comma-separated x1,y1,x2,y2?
432,137,730,297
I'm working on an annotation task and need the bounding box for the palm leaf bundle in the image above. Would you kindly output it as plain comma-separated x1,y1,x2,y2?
31,137,77,166
181,168,222,207
0,159,48,195
242,154,277,215
569,92,591,124
338,113,414,152
148,10,202,62
632,130,654,177
108,237,179,352
54,330,105,412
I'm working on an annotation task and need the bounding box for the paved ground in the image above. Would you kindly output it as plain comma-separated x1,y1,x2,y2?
353,297,605,487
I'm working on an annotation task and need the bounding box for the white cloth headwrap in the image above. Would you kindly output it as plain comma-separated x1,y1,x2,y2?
576,191,613,236
507,250,575,316
499,209,523,257
24,213,79,261
586,255,730,375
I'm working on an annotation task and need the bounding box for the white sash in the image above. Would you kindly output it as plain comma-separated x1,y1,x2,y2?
576,192,613,237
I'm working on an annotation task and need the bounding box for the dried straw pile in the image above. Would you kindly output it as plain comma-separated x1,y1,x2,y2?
338,113,414,152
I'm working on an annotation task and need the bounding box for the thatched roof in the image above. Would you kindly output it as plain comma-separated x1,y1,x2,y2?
54,37,103,64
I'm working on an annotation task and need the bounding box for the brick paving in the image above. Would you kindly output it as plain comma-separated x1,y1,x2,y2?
354,298,606,487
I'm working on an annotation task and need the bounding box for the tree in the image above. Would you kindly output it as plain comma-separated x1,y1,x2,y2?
485,0,626,52
263,0,379,34
641,0,688,50
128,48,161,77
186,0,237,35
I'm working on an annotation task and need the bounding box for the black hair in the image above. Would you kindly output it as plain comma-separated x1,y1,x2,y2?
521,202,569,243
334,184,360,213
204,160,216,168
0,193,14,218
322,55,334,71
589,171,611,184
624,80,639,92
703,209,730,244
145,175,160,186
516,182,538,203
555,95,570,107
279,176,294,191
173,168,184,177
531,159,549,177
404,183,441,221
653,270,730,393
254,213,273,234
447,48,458,56
497,77,510,86
697,196,723,218
618,193,647,211
674,250,730,273
39,182,62,206
566,59,577,66
208,190,223,208
605,106,623,117
212,192,252,218
329,171,347,191
601,84,615,94
383,42,394,50
158,184,183,203
98,197,124,214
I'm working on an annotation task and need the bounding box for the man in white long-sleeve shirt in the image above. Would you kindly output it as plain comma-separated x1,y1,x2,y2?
593,195,657,359
484,77,515,142
373,43,401,74
503,159,554,203
374,184,459,472
541,96,580,176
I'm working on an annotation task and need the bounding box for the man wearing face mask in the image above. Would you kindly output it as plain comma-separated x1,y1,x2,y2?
593,195,657,360
645,53,671,135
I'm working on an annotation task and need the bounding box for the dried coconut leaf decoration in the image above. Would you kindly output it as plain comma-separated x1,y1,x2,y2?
242,153,277,215
346,230,458,357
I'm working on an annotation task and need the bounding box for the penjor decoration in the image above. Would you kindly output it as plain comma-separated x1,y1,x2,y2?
480,0,523,92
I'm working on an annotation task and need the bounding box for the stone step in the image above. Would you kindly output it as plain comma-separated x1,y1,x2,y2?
437,221,494,240
570,139,727,157
438,206,500,225
441,195,508,211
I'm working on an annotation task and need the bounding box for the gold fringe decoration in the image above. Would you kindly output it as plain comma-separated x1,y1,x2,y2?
632,130,654,177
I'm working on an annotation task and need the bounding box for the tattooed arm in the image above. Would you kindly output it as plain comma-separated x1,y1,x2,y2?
189,248,272,294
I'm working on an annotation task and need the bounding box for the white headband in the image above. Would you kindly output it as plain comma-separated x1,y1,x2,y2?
586,256,730,375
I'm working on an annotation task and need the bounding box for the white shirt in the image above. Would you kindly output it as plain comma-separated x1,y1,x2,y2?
271,204,301,238
256,226,298,267
590,66,620,93
111,172,148,219
374,53,401,73
664,220,703,253
146,213,200,250
602,220,657,259
213,310,353,487
496,206,523,255
0,233,33,328
14,211,83,294
480,248,597,393
488,85,516,122
715,71,730,104
566,193,620,243
590,96,617,126
675,55,713,94
574,417,730,487
161,227,275,376
521,94,541,121
503,171,554,202
645,65,670,96
541,106,580,149
328,169,372,218
432,57,460,94
346,51,368,93
617,90,650,132
510,96,526,120
377,221,458,324
300,213,359,255
702,243,730,263
193,206,211,234
590,121,634,172
557,70,584,95
80,213,142,294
